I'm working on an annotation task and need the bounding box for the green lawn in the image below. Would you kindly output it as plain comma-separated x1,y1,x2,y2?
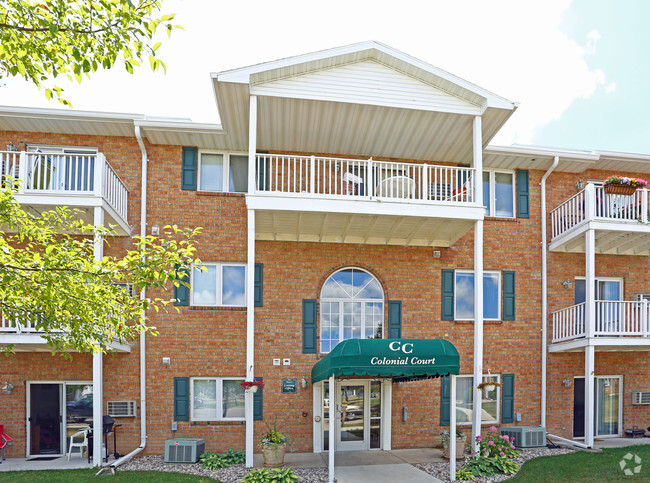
0,469,218,482
510,445,650,482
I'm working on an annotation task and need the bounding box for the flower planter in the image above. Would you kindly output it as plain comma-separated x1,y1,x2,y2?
605,184,637,196
443,440,466,460
262,443,286,467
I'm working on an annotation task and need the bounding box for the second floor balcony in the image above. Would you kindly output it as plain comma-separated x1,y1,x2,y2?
550,300,650,352
247,153,484,247
1,150,130,235
550,184,650,255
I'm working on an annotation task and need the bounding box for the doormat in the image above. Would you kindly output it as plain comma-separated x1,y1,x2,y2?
26,456,59,461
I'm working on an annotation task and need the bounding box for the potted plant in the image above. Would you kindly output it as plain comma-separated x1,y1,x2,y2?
441,426,466,460
604,175,648,195
477,380,503,392
240,380,264,393
260,421,290,468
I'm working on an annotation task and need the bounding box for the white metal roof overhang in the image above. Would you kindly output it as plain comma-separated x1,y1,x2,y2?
213,41,518,163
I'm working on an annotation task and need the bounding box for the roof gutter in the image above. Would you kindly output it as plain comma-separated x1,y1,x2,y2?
540,155,559,428
107,125,149,471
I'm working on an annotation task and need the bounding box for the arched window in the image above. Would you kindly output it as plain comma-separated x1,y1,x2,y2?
320,268,384,353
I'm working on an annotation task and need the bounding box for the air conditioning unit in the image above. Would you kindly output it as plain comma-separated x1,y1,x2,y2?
107,400,137,417
635,294,650,302
164,438,205,463
500,426,546,448
632,391,650,405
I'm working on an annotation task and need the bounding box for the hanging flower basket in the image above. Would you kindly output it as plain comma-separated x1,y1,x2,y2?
604,175,647,195
477,380,502,392
240,380,264,393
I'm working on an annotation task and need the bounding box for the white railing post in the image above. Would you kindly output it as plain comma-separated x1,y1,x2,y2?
367,157,374,198
94,153,105,197
17,151,27,193
644,299,649,338
643,189,649,224
310,155,315,194
584,183,595,221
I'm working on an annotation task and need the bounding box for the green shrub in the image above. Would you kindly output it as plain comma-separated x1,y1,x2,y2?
243,467,298,483
199,449,246,469
462,455,520,478
456,468,476,480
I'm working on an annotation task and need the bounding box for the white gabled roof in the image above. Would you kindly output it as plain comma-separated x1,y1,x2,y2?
213,40,517,112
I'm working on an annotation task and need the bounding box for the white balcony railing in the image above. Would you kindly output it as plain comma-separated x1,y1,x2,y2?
0,150,128,222
551,184,649,239
0,313,42,333
255,154,476,204
552,300,650,343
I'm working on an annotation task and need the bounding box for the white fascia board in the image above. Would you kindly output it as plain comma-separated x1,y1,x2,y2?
134,119,224,133
246,194,485,220
0,104,144,123
595,150,650,162
486,144,600,161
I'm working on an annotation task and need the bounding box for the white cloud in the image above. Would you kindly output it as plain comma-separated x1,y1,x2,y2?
0,0,610,148
606,82,617,93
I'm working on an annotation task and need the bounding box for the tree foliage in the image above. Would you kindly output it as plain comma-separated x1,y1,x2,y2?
0,0,179,105
0,181,201,354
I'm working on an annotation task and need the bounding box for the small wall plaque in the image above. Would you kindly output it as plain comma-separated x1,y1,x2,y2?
282,378,297,393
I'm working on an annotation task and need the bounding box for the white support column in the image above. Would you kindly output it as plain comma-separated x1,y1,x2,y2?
92,206,104,466
247,95,258,195
449,374,457,481
245,209,256,467
328,375,335,483
472,116,484,451
584,345,595,448
585,229,596,338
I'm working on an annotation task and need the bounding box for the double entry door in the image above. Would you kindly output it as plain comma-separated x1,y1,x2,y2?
323,380,382,451
573,376,622,438
27,382,93,457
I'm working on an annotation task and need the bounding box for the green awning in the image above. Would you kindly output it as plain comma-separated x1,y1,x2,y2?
311,339,460,384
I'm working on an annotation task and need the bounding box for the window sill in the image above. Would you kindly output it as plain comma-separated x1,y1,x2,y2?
190,306,246,311
484,216,518,222
190,420,245,426
196,191,246,197
453,320,503,325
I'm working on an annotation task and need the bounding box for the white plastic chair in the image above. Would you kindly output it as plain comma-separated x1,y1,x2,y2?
67,429,88,460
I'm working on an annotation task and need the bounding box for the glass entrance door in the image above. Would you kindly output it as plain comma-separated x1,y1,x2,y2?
596,377,620,436
28,383,63,456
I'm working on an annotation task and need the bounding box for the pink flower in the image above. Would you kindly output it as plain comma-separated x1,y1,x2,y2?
488,440,496,446
501,435,509,441
511,444,516,450
489,425,497,432
500,452,505,457
476,435,482,442
471,450,476,456
510,437,515,442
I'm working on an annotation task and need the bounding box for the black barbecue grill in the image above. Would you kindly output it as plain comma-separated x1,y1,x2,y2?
87,415,121,463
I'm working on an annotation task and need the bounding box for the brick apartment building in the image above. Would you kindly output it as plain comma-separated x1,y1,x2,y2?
1,42,649,468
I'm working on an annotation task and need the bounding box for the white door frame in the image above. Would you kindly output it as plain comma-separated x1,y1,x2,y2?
574,375,623,439
26,380,93,457
313,379,391,453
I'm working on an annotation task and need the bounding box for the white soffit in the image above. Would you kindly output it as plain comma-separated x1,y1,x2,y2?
251,60,482,115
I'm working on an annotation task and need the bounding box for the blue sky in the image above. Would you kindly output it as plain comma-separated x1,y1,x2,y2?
1,0,647,155
532,0,650,153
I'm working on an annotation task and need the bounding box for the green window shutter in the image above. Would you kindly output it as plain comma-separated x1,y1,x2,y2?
441,269,455,320
387,301,402,339
256,151,269,191
517,170,529,218
302,299,317,354
503,271,516,321
253,377,264,420
254,263,263,307
173,264,190,306
174,377,190,421
181,147,198,190
440,375,450,426
502,374,515,423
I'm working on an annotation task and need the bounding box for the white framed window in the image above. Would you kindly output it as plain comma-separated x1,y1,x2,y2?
455,270,501,321
198,151,248,193
190,377,245,421
483,170,515,217
191,263,246,307
456,374,501,424
319,268,384,353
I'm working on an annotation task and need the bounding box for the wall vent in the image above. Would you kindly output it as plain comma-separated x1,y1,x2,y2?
107,400,137,417
632,391,650,405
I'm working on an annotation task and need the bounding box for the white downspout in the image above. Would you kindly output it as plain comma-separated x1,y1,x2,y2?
109,125,149,469
540,156,559,428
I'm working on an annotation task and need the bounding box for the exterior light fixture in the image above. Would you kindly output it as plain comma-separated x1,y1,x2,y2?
575,179,585,191
300,377,307,388
1,381,14,395
562,378,572,388
562,280,573,289
5,142,17,152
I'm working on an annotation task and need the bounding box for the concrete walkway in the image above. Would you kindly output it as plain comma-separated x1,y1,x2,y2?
0,455,94,471
254,448,445,482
